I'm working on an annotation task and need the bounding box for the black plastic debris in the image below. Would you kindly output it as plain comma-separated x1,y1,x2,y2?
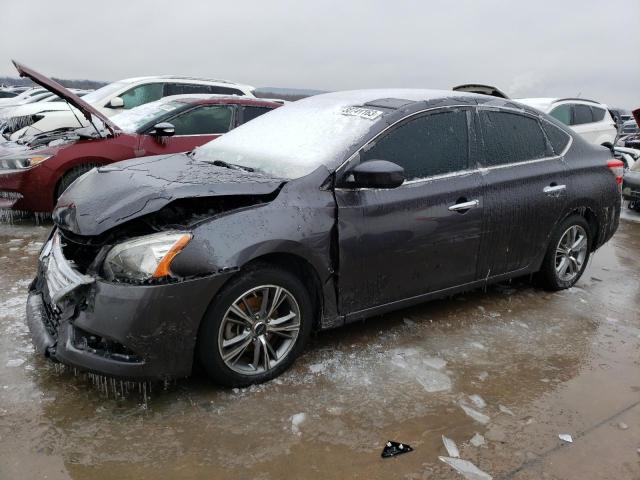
381,440,413,458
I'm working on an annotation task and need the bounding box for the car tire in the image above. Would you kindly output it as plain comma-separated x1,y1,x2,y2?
536,214,592,291
55,163,99,200
196,263,313,387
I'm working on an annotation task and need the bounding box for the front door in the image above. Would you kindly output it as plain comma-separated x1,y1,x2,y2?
335,107,484,315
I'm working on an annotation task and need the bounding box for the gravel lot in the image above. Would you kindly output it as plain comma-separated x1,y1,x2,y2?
1,209,639,479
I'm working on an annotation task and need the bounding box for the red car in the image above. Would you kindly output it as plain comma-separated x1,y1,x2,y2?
0,63,280,213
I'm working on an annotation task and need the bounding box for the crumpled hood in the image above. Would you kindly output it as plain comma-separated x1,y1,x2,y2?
53,154,284,236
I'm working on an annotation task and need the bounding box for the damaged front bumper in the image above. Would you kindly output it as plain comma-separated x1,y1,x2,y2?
26,231,233,380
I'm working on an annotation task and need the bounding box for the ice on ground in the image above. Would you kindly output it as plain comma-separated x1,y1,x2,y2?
470,433,485,447
422,356,447,370
477,371,489,382
308,363,326,374
470,342,486,350
558,434,573,443
290,413,307,435
6,358,25,367
468,394,486,409
442,435,460,458
415,369,452,393
439,456,493,480
498,404,515,416
460,403,490,425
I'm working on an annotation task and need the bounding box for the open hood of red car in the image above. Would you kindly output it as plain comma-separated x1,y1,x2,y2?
633,108,640,129
12,60,120,135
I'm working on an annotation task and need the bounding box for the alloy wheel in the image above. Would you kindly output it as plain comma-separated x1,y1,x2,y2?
555,225,588,282
218,285,301,375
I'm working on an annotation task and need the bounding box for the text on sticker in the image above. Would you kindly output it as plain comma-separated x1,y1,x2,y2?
341,106,383,120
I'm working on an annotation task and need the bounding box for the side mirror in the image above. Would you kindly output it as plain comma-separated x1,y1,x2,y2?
108,97,124,108
346,160,405,189
151,122,175,138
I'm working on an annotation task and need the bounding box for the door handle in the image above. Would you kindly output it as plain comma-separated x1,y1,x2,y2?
543,184,566,195
448,199,479,212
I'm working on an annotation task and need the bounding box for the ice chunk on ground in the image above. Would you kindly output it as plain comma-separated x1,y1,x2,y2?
468,394,486,409
439,456,492,480
470,342,486,350
291,413,307,434
460,403,490,425
498,404,515,416
477,371,489,381
442,435,460,458
423,356,447,370
558,434,573,443
415,369,452,393
403,318,416,327
470,433,485,447
308,363,326,374
6,358,25,367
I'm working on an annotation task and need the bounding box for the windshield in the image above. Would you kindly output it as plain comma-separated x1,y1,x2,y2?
81,81,130,105
112,100,185,133
192,92,385,179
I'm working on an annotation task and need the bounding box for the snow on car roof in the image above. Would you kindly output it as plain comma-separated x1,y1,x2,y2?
193,89,476,179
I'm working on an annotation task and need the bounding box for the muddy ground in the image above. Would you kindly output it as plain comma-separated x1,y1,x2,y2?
0,209,639,480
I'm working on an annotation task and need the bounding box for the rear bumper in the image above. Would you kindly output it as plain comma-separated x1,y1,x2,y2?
26,234,234,380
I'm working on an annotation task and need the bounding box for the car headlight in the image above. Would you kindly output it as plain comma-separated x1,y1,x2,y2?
0,154,51,169
103,231,192,282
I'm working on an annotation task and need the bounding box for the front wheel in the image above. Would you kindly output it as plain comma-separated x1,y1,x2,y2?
536,215,591,291
196,264,313,387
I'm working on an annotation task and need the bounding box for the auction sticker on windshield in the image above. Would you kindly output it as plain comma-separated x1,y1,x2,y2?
341,106,383,120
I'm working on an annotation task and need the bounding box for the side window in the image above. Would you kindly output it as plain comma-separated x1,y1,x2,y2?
240,106,273,125
549,104,571,125
573,104,593,125
168,105,233,135
210,86,243,96
119,83,164,109
591,107,606,122
541,121,571,155
360,109,469,180
164,83,214,96
479,110,549,166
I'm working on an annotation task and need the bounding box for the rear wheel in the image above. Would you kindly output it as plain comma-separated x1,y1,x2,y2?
196,264,313,387
55,163,99,200
537,215,591,291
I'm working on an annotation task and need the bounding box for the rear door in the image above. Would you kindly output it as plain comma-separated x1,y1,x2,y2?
475,108,568,277
139,104,234,156
335,107,484,314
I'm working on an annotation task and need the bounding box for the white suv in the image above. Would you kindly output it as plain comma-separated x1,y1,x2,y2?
2,75,255,140
517,98,617,147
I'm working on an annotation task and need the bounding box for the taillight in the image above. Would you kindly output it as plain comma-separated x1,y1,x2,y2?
607,159,624,192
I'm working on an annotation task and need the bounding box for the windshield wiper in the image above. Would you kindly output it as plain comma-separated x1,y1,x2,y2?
212,160,254,172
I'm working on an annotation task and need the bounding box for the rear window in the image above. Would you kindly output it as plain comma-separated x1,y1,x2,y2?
573,104,593,125
550,104,571,125
541,121,571,155
591,107,606,122
479,110,549,166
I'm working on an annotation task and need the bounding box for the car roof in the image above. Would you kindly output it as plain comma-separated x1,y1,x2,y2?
113,75,254,90
169,94,281,107
517,97,608,112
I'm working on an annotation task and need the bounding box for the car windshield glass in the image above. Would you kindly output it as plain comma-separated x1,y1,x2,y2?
81,81,130,105
112,100,185,133
192,93,385,179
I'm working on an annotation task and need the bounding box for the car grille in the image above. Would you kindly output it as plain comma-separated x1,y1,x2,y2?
41,232,95,305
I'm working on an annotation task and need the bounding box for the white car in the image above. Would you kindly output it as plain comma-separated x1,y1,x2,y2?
517,98,617,147
2,73,255,140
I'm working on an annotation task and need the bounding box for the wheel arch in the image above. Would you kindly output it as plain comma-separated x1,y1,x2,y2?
52,157,111,203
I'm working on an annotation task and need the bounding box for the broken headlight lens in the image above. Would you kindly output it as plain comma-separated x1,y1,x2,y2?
0,154,51,169
103,231,192,282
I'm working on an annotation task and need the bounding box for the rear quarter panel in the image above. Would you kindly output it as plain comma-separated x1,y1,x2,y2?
561,136,620,249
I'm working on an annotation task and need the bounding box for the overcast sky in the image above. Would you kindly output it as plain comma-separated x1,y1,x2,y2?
1,0,639,107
